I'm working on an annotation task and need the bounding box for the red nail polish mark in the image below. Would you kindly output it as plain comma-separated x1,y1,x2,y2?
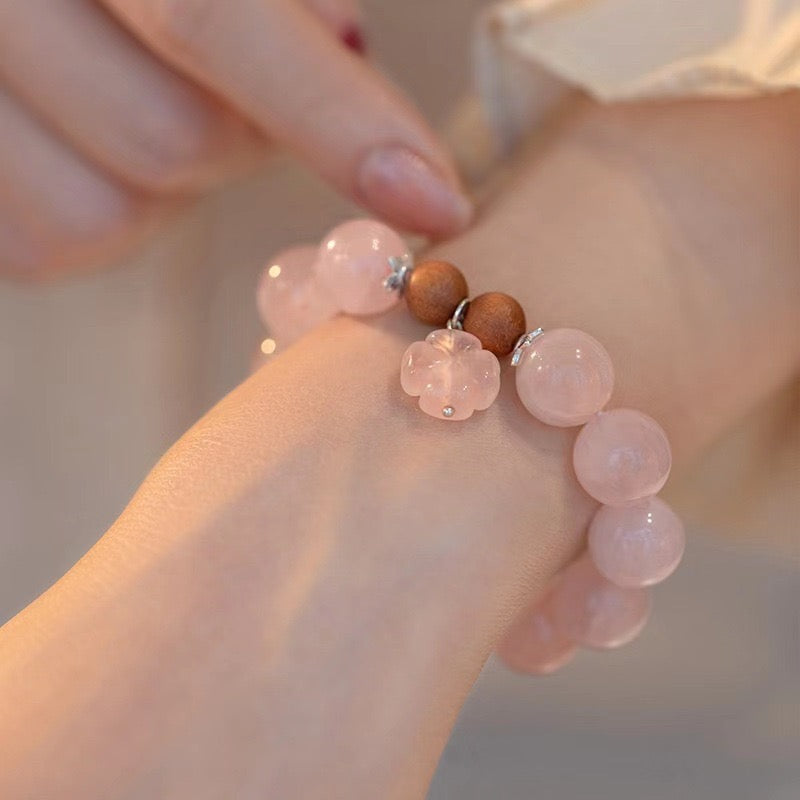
341,26,366,55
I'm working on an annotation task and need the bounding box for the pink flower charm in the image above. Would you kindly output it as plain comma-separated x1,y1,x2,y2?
400,329,501,420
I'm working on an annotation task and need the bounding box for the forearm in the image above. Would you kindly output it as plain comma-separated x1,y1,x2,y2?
1,96,798,799
0,309,590,798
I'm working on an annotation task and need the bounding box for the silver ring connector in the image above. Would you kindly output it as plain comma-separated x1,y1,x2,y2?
510,328,544,366
446,298,470,331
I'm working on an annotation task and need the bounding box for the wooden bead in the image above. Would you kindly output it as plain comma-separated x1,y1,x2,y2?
405,260,468,326
463,292,527,357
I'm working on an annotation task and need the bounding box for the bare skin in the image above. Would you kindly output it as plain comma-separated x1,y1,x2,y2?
0,0,470,279
0,96,797,798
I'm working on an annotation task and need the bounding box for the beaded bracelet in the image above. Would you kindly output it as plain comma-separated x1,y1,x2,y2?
256,218,685,675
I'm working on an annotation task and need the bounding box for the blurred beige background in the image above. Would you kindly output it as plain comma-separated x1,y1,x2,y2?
0,1,797,797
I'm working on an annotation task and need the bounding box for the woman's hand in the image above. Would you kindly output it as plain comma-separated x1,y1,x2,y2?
0,95,797,799
0,0,471,280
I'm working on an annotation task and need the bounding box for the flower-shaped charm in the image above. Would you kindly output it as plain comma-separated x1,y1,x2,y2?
400,329,501,420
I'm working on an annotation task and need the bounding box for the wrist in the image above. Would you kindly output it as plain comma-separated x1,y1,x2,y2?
17,310,587,798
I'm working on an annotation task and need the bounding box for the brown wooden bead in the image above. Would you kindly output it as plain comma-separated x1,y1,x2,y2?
463,292,527,357
405,260,468,326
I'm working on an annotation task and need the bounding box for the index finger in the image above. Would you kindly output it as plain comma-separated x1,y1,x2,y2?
97,0,473,236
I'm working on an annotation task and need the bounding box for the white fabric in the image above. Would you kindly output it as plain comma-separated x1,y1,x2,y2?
477,0,800,150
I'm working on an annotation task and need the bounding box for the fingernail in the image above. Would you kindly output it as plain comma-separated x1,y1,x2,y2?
356,146,473,236
341,25,367,55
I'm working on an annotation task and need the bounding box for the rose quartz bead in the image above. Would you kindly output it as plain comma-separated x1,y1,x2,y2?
588,497,686,588
315,219,408,315
401,329,501,420
551,557,651,649
497,589,578,675
256,245,337,346
573,409,672,505
515,328,614,427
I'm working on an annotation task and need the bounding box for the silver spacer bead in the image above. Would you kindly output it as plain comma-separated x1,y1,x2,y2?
446,298,470,331
442,406,455,418
510,328,544,366
383,253,415,294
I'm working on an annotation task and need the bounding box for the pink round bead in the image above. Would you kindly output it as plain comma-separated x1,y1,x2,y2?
514,328,614,427
315,219,408,315
551,557,651,649
573,409,672,505
497,589,578,676
256,245,337,346
588,497,686,588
